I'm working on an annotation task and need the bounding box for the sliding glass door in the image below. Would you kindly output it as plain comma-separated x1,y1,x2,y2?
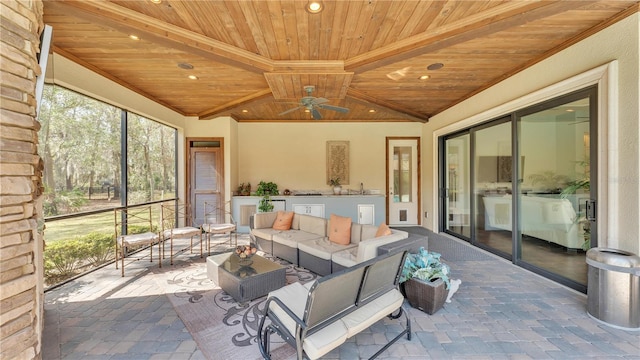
440,86,596,292
443,132,470,238
473,118,513,258
516,88,596,287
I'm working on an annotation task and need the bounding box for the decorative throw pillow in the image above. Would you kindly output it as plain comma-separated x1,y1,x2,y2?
329,214,352,245
375,223,392,237
272,211,294,230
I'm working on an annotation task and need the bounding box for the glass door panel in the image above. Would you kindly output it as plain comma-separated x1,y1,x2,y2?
388,139,419,225
517,95,592,286
473,119,513,257
444,133,470,238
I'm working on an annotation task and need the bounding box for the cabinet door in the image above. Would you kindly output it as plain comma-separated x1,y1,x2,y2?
308,204,325,218
358,204,375,225
293,204,325,218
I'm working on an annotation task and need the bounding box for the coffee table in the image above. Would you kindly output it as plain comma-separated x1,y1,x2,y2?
208,253,286,304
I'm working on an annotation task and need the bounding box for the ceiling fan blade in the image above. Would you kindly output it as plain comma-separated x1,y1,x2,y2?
278,106,303,116
317,104,349,113
311,97,329,105
311,108,322,120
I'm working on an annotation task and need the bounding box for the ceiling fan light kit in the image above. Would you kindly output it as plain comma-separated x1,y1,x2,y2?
279,85,349,120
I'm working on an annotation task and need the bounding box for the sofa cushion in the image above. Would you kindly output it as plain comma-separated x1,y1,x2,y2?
340,289,404,337
361,224,379,241
267,282,309,335
328,214,352,245
273,230,323,248
253,211,278,229
298,238,357,261
273,211,294,230
298,214,327,237
350,223,363,245
303,321,348,360
375,223,392,237
252,228,282,242
331,247,358,268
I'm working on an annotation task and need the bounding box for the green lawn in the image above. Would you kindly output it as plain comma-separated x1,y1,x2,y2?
44,205,165,243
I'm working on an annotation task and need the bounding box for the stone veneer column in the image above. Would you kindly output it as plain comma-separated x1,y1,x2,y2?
1,0,45,359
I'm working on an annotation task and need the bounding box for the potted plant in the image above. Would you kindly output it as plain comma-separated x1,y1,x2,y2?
399,247,451,315
237,182,251,196
256,181,278,212
329,177,342,195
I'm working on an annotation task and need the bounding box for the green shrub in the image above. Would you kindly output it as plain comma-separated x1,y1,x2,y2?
44,238,90,278
44,231,116,285
84,232,115,266
127,224,157,234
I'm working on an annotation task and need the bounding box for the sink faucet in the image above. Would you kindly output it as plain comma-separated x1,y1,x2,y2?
360,182,364,195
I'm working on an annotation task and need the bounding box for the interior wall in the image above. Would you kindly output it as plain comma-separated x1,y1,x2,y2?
234,122,423,194
424,13,640,254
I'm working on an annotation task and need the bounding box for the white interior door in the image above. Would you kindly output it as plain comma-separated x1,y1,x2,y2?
387,138,419,226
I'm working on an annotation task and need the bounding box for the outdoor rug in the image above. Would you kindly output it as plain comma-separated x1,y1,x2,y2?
152,251,317,360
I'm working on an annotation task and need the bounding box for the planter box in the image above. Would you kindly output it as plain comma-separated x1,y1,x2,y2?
403,277,448,315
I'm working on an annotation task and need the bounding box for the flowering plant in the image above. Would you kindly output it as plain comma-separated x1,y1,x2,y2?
235,244,257,259
400,247,451,289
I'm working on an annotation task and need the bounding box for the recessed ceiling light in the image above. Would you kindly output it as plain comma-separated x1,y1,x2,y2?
419,75,430,80
178,62,194,70
150,0,162,3
306,1,323,13
304,109,310,113
188,75,198,80
368,109,376,113
566,109,575,112
241,109,248,113
427,63,444,71
128,34,140,41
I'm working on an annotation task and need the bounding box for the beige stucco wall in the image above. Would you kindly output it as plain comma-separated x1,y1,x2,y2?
233,122,422,193
424,13,640,254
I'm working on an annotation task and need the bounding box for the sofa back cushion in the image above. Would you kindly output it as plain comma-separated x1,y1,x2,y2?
328,214,352,245
272,211,294,230
297,213,327,237
253,212,278,229
350,223,362,245
360,224,379,241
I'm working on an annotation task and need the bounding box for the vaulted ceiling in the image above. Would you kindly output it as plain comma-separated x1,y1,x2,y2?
42,0,638,123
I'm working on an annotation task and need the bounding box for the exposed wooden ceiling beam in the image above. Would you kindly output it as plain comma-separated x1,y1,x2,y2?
271,60,346,73
347,88,429,123
47,0,273,74
345,1,592,73
199,89,273,120
52,46,185,115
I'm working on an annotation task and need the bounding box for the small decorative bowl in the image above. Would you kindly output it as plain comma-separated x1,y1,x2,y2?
235,244,258,259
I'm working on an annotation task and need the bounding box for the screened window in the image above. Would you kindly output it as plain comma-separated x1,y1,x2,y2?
38,85,121,216
126,112,176,205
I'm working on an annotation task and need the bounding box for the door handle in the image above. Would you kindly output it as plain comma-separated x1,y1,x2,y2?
586,200,596,221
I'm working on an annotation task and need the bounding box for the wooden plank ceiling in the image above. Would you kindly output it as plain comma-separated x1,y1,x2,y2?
42,0,638,122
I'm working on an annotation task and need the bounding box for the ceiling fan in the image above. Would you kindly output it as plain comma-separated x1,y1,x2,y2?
278,85,349,120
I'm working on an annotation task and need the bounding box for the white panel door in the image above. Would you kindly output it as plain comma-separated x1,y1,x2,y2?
387,138,419,226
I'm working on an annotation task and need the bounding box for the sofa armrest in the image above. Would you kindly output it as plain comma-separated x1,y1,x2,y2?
377,234,428,256
253,211,278,229
356,230,408,263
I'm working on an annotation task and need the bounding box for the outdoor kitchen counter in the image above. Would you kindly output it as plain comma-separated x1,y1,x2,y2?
231,195,386,233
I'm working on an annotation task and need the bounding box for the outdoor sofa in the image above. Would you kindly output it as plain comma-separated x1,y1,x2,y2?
257,250,411,360
251,211,412,275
